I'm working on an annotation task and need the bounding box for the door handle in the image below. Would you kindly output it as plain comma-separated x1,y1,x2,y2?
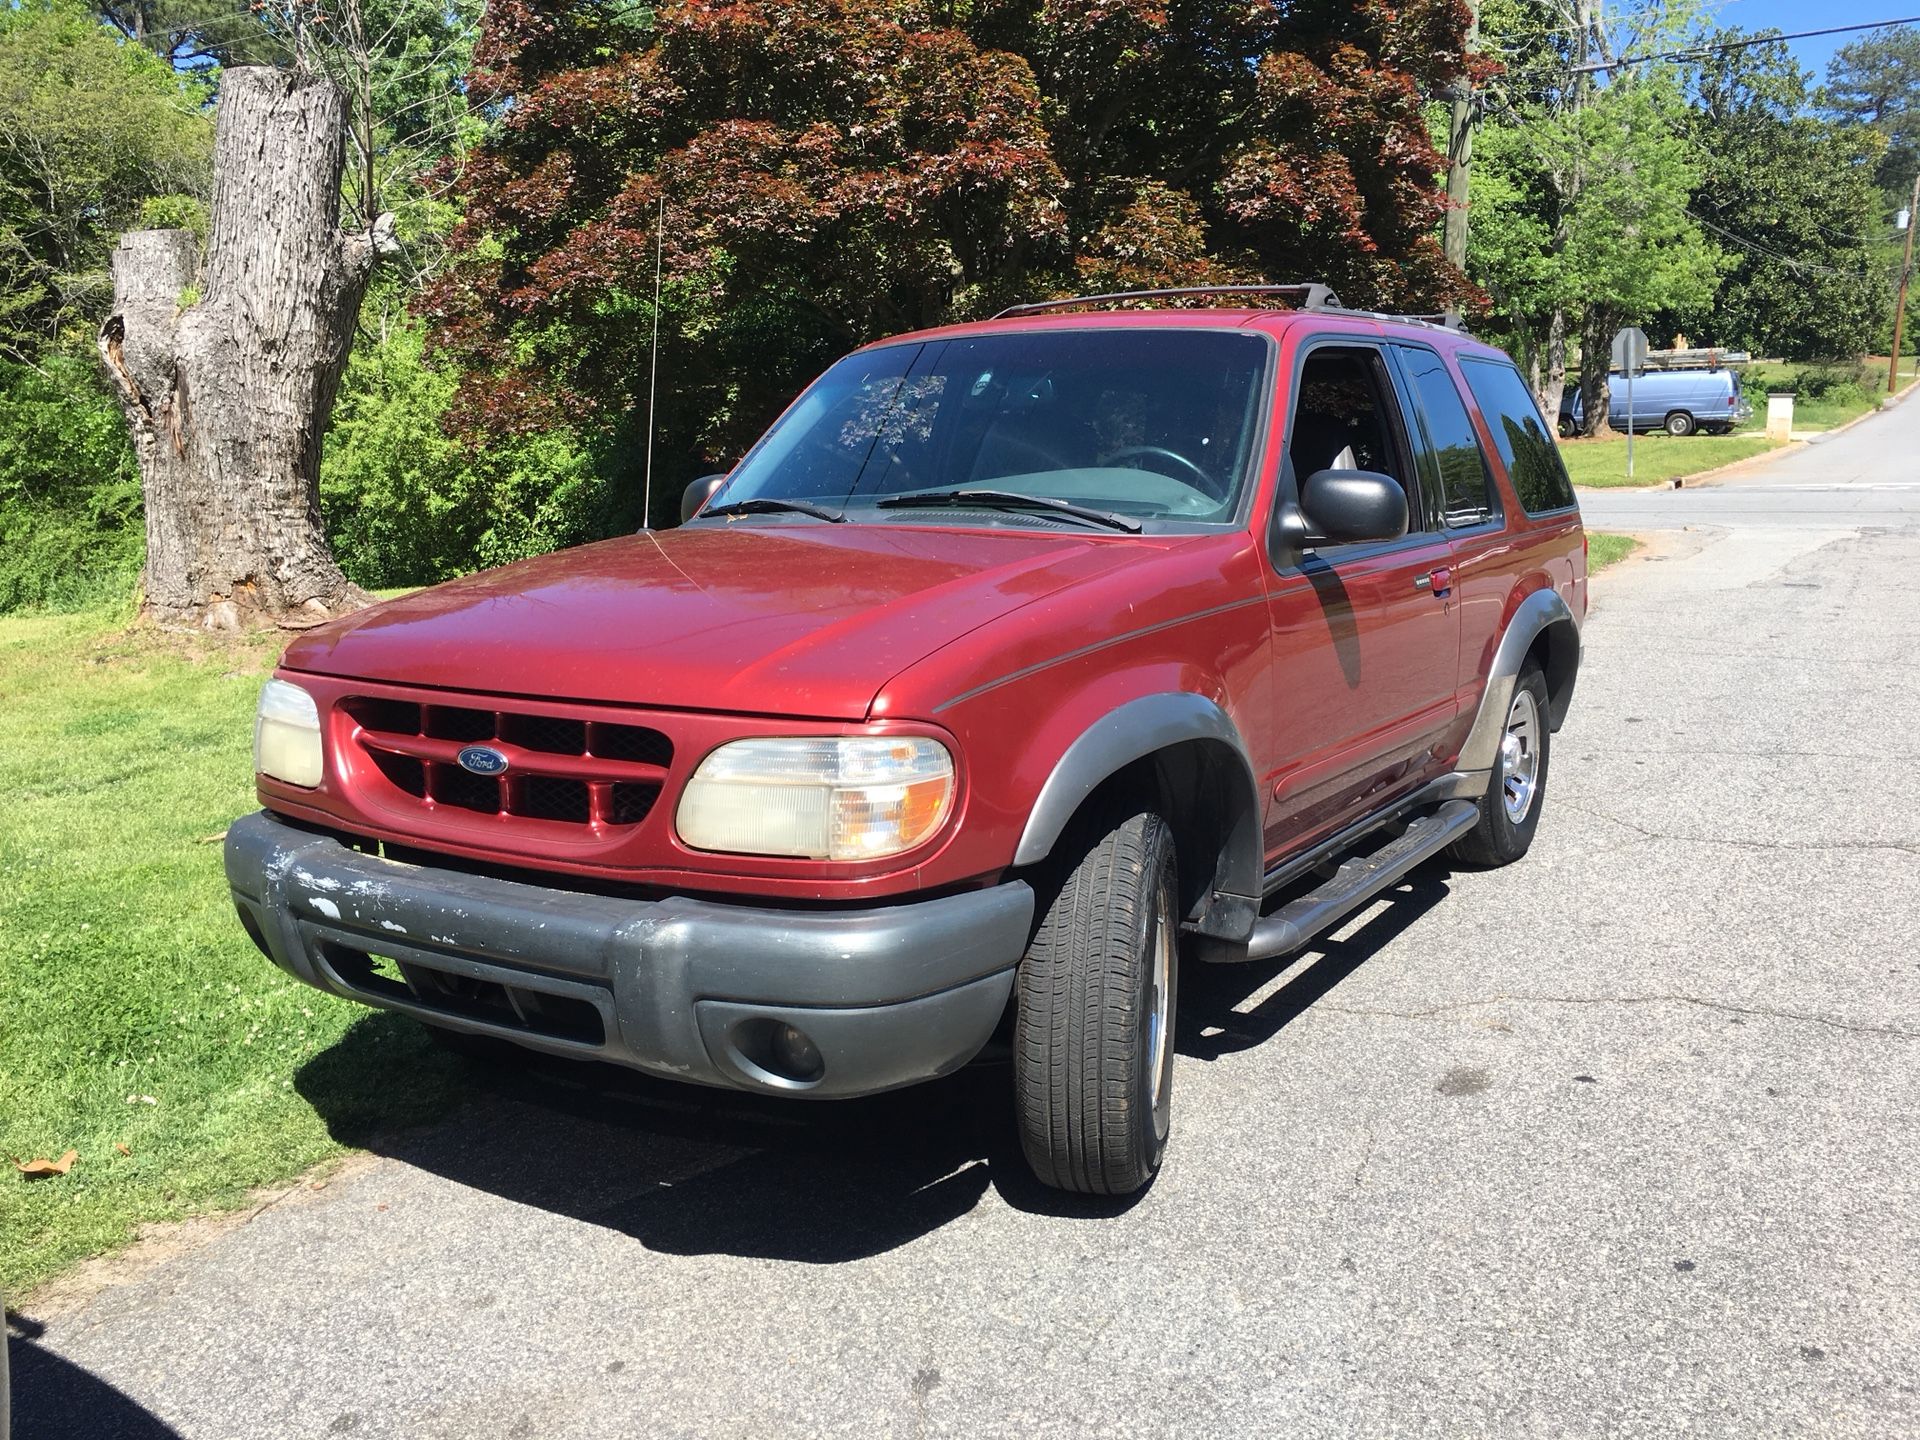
1416,566,1453,597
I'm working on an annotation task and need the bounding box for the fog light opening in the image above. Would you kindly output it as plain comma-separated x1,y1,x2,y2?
767,1022,824,1084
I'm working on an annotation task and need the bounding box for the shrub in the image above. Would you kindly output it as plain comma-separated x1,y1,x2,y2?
320,312,624,589
1785,363,1870,399
0,353,143,613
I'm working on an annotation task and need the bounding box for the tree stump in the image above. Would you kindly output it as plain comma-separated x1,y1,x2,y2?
99,66,392,630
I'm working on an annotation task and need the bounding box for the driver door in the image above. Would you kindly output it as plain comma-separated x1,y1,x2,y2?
1260,341,1460,862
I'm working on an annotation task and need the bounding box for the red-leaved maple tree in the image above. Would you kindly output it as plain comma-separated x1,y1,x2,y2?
423,0,1477,514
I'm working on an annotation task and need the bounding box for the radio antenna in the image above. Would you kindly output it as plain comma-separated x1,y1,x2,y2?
642,194,664,530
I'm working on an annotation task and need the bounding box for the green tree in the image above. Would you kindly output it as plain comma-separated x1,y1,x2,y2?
0,0,211,360
1822,23,1920,213
321,288,617,588
95,0,278,65
1670,31,1888,360
1467,0,1722,426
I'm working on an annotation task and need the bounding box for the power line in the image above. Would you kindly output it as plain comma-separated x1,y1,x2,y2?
1572,16,1920,74
1685,209,1878,280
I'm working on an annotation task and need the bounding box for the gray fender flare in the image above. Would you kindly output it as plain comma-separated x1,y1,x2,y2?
1457,587,1581,778
1013,692,1264,940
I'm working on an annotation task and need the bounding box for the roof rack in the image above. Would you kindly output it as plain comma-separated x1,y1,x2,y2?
992,285,1467,334
994,283,1344,318
1639,347,1751,370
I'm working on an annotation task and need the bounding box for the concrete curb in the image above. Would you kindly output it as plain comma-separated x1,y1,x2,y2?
1662,441,1805,490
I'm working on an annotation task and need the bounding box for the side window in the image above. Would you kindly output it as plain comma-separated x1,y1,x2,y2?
1459,359,1578,515
1395,345,1497,528
1287,345,1422,530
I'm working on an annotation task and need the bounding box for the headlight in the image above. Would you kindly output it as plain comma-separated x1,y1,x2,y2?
254,679,323,788
676,736,955,860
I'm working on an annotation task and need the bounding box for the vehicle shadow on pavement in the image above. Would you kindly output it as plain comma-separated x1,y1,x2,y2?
1177,869,1453,1060
292,865,1454,1262
298,1023,1037,1260
7,1312,184,1440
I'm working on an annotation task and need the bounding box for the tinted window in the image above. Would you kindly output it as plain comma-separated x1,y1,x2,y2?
1396,346,1495,527
720,329,1269,527
1460,359,1578,514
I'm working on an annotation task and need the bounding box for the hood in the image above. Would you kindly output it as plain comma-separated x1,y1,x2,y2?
283,524,1141,719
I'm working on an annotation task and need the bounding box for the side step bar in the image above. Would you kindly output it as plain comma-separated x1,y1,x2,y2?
1245,800,1479,961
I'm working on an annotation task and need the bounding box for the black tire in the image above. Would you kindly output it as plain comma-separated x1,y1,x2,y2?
1452,664,1551,868
1014,806,1179,1195
1664,410,1696,437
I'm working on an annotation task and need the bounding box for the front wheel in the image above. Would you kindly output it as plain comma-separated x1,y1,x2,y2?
1014,806,1178,1195
1452,664,1551,868
1665,410,1696,436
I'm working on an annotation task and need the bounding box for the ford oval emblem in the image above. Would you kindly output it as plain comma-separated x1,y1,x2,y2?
456,745,509,776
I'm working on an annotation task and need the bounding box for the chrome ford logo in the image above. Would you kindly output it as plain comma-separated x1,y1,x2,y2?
456,745,509,776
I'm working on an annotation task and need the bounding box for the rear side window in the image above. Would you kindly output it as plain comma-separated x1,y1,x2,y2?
1394,345,1496,528
1459,359,1578,514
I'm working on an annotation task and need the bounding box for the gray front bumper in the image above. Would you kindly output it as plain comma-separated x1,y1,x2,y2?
225,811,1032,1098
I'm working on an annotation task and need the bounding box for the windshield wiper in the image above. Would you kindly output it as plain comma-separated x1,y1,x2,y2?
700,497,846,523
874,488,1142,533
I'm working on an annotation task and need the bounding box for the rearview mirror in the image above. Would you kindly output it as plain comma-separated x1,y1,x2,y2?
679,473,729,525
1298,469,1408,545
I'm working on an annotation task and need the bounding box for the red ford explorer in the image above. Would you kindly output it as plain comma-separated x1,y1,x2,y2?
228,284,1585,1195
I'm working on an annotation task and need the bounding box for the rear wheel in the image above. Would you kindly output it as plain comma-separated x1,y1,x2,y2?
1014,806,1178,1195
1664,410,1696,436
1452,664,1551,868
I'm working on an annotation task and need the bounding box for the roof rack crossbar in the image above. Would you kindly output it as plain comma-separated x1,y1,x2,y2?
994,283,1343,318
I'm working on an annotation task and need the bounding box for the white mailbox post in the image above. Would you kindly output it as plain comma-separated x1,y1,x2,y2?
1765,392,1795,442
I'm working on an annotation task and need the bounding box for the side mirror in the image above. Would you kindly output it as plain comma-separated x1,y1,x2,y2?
1298,469,1408,545
678,473,729,525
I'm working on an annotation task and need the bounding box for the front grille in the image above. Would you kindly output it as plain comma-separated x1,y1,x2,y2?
343,696,672,831
320,942,607,1047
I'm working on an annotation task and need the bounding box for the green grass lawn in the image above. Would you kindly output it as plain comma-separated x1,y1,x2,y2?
1738,358,1914,433
0,611,467,1296
1561,432,1780,489
1587,532,1639,572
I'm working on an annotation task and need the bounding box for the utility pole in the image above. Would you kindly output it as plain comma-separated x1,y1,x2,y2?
1890,171,1919,396
1443,0,1482,269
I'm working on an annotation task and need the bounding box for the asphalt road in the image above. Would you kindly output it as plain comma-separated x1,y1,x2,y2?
11,399,1920,1439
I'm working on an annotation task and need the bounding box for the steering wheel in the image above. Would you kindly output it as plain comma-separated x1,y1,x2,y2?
1097,444,1221,498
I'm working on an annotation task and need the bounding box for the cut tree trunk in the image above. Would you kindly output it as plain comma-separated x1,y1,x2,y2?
1543,307,1568,429
99,66,392,630
1580,315,1613,436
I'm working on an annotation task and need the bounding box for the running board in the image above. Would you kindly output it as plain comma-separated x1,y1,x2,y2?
1245,800,1479,961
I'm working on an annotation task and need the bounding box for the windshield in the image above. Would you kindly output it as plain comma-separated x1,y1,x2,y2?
711,329,1270,529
